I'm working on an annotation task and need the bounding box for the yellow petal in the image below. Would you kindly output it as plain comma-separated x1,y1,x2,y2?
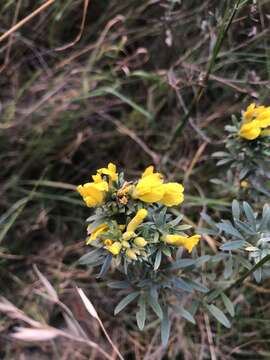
77,181,108,207
160,182,184,207
106,241,122,255
243,103,256,122
163,234,200,252
126,209,148,232
126,249,138,260
239,122,261,140
97,162,118,181
122,231,135,241
88,223,108,242
182,235,201,253
142,165,154,177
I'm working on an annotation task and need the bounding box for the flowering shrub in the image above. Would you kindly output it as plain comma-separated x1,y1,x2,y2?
213,103,270,197
76,104,270,345
77,164,220,343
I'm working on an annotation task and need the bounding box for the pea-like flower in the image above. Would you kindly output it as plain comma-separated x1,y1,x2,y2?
239,103,270,140
126,209,148,232
86,223,109,244
132,166,184,206
97,162,118,182
77,175,109,207
163,234,201,253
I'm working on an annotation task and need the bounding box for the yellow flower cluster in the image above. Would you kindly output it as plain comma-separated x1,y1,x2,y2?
78,163,200,259
132,166,184,206
239,103,270,140
77,164,184,208
77,163,117,207
87,209,148,260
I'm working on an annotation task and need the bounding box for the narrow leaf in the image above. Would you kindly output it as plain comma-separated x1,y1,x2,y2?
114,292,140,315
206,304,231,328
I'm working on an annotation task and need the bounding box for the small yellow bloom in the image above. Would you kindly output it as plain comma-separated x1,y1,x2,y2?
77,180,109,207
160,183,184,207
106,241,122,255
126,249,138,260
121,240,130,248
104,239,113,246
133,166,165,203
240,180,249,189
239,103,270,140
126,209,148,232
97,162,118,182
133,237,147,247
86,223,108,244
122,231,135,241
163,234,201,253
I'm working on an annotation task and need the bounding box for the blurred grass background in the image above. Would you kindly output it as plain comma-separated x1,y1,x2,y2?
1,0,270,359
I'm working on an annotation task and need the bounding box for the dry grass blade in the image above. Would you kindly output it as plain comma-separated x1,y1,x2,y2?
56,0,90,51
77,287,125,360
0,296,112,359
12,327,60,341
33,264,59,303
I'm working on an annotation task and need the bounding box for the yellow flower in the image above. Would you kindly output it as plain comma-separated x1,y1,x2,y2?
133,166,184,207
239,103,270,140
77,180,108,207
106,241,122,255
97,162,118,182
160,183,184,207
126,209,148,232
122,231,135,241
163,234,201,253
86,223,108,244
104,239,113,246
126,249,138,260
240,180,249,189
132,166,165,203
133,237,147,247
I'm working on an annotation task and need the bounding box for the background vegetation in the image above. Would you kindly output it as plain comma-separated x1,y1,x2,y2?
1,0,270,359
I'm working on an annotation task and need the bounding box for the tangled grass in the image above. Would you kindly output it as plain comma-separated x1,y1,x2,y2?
1,0,270,359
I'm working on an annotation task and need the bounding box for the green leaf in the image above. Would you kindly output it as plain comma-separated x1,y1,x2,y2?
220,240,245,251
218,221,244,239
114,292,140,315
147,293,163,319
136,297,146,331
78,248,105,266
221,293,235,317
173,305,196,324
163,258,196,270
201,213,217,228
232,200,240,221
234,220,256,235
206,304,231,328
107,281,131,289
223,254,233,279
97,253,112,278
259,204,270,230
169,214,184,227
195,255,211,267
173,278,193,292
161,307,170,347
243,202,256,230
185,279,209,293
154,250,162,271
